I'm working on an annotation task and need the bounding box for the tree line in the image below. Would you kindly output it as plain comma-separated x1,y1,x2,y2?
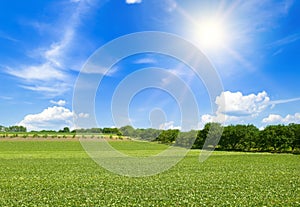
119,124,300,154
0,125,122,135
0,125,27,132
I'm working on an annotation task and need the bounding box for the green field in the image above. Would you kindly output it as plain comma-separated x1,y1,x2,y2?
0,140,299,206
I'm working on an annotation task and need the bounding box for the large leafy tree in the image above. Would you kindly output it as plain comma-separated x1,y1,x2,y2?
119,125,135,137
288,123,300,151
157,129,179,144
197,123,223,150
261,125,293,151
220,125,241,150
176,130,198,148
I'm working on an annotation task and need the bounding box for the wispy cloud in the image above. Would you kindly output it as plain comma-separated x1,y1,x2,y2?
134,58,157,64
0,96,13,100
236,0,294,32
272,48,283,56
0,31,18,42
6,63,67,81
20,83,72,97
5,0,99,96
268,97,300,105
269,33,300,48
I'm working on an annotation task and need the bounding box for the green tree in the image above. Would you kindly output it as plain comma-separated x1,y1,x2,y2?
241,124,259,151
288,123,300,151
140,128,161,141
157,129,179,144
176,130,197,148
59,127,70,133
119,125,135,137
197,123,223,150
261,125,292,152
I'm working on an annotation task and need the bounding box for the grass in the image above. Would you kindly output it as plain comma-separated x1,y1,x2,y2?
0,140,299,206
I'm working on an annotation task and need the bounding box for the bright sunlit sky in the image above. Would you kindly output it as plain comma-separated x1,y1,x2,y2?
0,0,300,131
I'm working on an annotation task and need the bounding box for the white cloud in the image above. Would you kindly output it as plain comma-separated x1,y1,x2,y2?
0,96,13,100
134,58,156,64
199,91,300,127
20,82,71,97
126,0,142,4
237,0,294,32
262,114,283,123
199,91,271,127
78,113,89,118
216,91,270,117
269,33,300,48
269,97,300,105
6,63,66,81
159,121,181,130
82,62,118,76
0,31,18,42
18,106,90,131
50,100,66,106
262,113,300,124
18,106,74,131
5,0,96,96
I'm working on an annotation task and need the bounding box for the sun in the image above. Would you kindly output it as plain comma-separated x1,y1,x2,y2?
195,18,228,49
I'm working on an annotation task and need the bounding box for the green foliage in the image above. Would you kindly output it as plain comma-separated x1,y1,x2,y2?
0,141,299,206
119,125,135,137
288,123,300,151
176,130,197,148
6,125,27,132
192,123,300,153
196,123,223,149
59,127,70,133
261,125,293,152
103,127,121,135
156,129,179,144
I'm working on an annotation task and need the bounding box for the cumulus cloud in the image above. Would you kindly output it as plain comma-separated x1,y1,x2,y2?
262,114,283,123
200,91,271,127
216,91,270,117
126,0,142,4
50,100,66,106
18,106,90,131
159,121,181,130
18,106,74,131
262,113,300,124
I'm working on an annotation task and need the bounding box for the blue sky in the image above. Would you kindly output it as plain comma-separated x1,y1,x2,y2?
0,0,300,131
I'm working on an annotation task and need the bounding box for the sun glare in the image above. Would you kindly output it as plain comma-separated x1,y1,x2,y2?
195,19,228,49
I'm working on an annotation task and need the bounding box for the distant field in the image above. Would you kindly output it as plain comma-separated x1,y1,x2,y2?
0,140,299,206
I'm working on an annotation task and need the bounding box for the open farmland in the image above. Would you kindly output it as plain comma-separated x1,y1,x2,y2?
0,140,299,206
